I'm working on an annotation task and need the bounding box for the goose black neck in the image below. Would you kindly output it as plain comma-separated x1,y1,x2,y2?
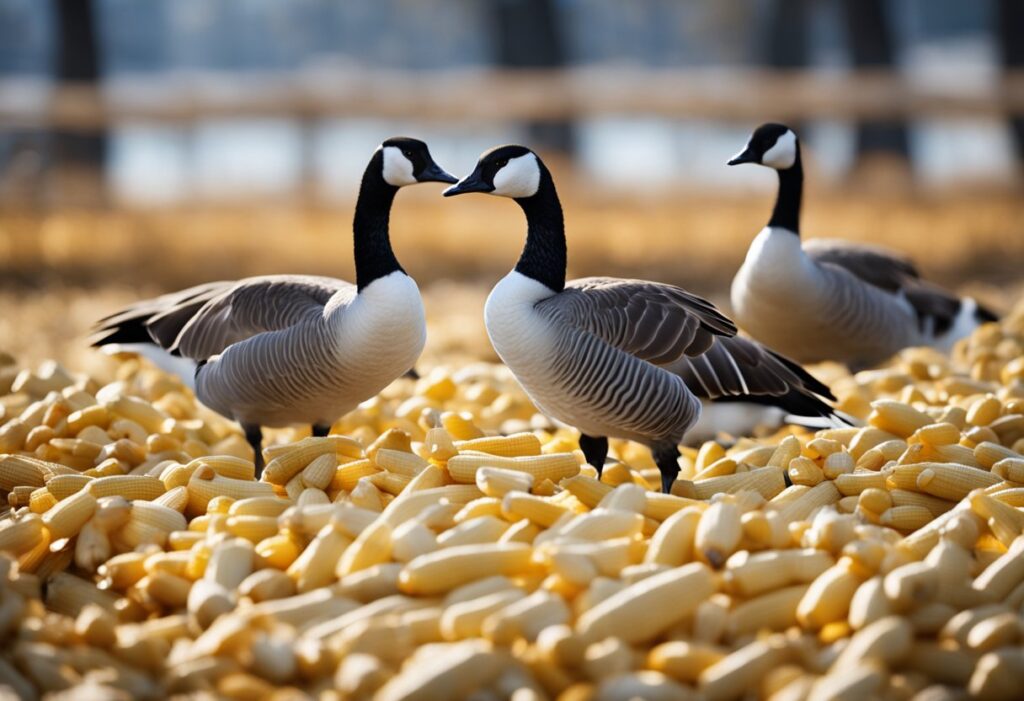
353,150,402,291
514,165,566,292
768,146,802,235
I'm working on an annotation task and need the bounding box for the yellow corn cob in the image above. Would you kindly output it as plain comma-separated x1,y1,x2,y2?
454,497,504,523
65,405,110,434
296,488,330,508
647,641,725,685
992,487,1024,506
186,466,275,515
141,571,192,609
972,536,1024,600
796,561,862,629
28,487,57,514
441,411,485,441
475,466,534,498
441,589,526,641
227,496,291,517
6,485,34,508
869,400,933,437
823,451,856,479
880,505,934,531
44,474,92,501
766,435,801,468
482,590,570,645
915,422,962,447
349,478,384,511
331,459,380,493
152,485,188,512
916,463,1001,500
834,471,889,496
561,474,613,508
367,470,412,496
576,562,714,644
186,455,255,481
727,583,809,639
969,491,1024,546
858,488,893,515
287,524,352,592
226,515,280,543
104,396,169,433
97,550,148,590
398,543,534,595
644,507,700,567
787,457,823,486
889,489,955,517
263,435,363,485
365,428,412,461
695,498,742,569
299,453,336,490
966,395,1002,427
255,532,301,570
502,492,567,527
391,521,438,563
206,495,235,514
729,445,776,467
438,515,510,548
45,571,118,617
933,443,981,468
774,480,841,524
423,426,458,462
41,490,97,540
337,519,392,576
886,464,927,491
375,449,429,477
693,457,738,481
682,467,787,501
455,433,543,458
87,475,165,501
0,514,45,555
446,452,580,484
992,457,1024,483
723,548,833,598
0,454,46,491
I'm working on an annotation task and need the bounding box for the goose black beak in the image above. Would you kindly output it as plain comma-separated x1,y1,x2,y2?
443,170,492,197
418,162,459,184
728,148,757,166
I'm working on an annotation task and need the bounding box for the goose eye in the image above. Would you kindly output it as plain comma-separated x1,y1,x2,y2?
494,159,508,169
402,149,413,158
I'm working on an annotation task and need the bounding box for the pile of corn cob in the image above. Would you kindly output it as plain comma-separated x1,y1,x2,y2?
2,306,1024,701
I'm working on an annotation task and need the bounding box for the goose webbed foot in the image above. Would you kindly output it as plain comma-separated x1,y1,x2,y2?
652,443,682,494
312,424,332,438
578,434,608,478
244,424,264,478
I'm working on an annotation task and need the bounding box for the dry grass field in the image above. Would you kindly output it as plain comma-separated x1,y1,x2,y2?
1,183,1021,370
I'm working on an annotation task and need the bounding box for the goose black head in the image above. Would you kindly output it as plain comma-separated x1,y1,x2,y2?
443,145,541,199
379,137,457,187
729,123,799,171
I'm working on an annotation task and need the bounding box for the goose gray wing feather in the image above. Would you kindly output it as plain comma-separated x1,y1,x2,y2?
803,238,919,293
173,275,354,360
667,335,838,419
803,239,994,334
536,277,737,364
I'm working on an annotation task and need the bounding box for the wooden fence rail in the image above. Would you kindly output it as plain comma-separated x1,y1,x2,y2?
2,68,1024,128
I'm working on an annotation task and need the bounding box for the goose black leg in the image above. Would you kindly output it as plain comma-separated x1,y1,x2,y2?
244,424,264,478
652,443,682,494
578,434,608,477
312,424,332,438
403,367,420,380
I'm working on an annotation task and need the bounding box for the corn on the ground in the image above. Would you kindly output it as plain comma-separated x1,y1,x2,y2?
2,305,1024,698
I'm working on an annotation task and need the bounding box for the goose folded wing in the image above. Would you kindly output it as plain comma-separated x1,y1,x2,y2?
803,238,919,293
669,335,836,405
171,275,354,360
91,281,236,349
536,277,737,364
804,239,996,333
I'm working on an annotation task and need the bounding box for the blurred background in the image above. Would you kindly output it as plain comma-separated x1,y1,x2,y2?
0,0,1022,368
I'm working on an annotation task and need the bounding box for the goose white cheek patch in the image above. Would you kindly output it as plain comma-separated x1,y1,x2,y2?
381,146,417,186
762,130,797,170
492,153,541,198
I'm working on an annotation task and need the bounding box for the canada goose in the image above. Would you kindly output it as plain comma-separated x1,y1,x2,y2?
444,145,837,492
729,123,997,371
92,137,456,475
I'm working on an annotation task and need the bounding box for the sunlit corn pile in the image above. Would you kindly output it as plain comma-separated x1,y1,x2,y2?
3,307,1024,700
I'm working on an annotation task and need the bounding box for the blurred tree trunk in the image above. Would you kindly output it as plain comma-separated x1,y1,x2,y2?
840,0,910,163
50,0,107,206
488,0,574,155
997,0,1024,163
